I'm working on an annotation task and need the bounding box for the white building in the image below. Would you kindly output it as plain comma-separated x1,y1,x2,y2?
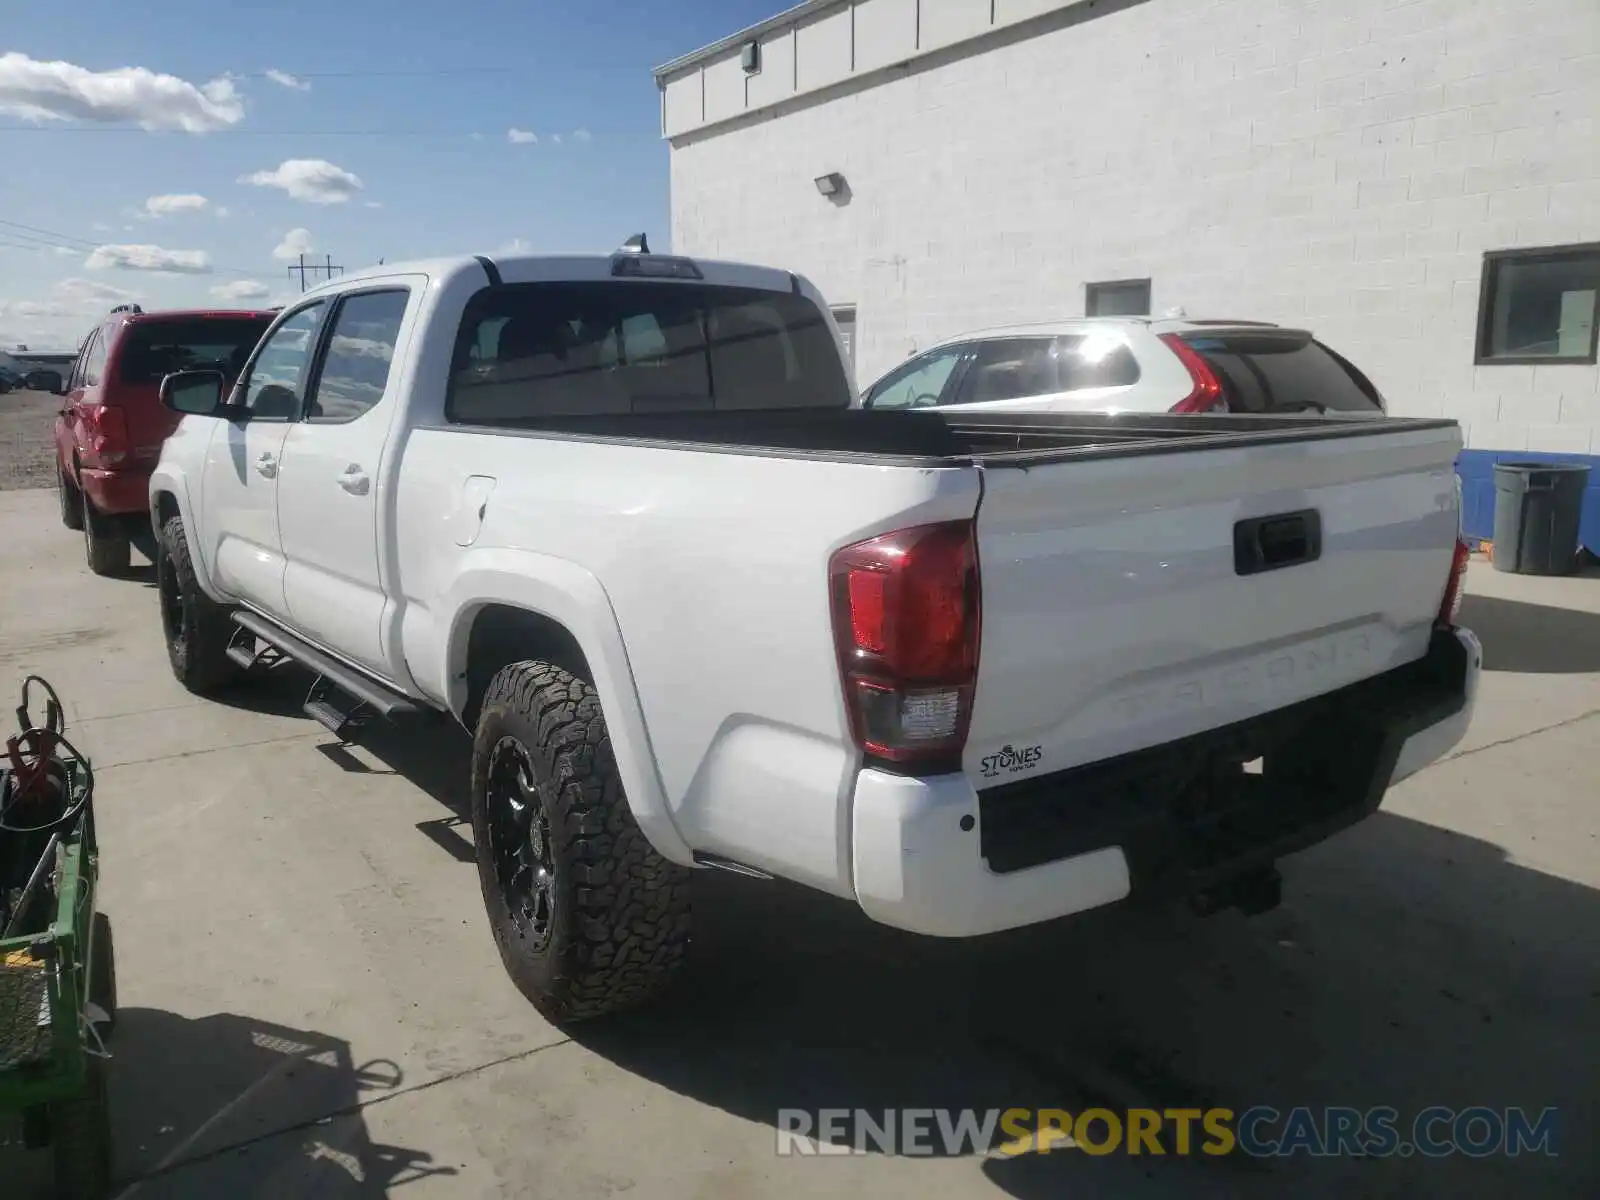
655,0,1600,546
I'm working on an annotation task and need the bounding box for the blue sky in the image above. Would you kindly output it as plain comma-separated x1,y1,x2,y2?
0,0,782,347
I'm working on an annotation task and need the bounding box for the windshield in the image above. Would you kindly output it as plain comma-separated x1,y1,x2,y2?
116,318,274,386
447,281,852,421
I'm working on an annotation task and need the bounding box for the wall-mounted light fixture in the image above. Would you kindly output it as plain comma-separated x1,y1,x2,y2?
814,172,845,197
741,41,761,73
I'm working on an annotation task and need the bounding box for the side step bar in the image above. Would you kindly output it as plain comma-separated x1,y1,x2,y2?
230,610,421,739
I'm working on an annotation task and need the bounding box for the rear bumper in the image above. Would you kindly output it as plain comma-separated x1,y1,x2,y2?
78,467,153,517
851,625,1480,937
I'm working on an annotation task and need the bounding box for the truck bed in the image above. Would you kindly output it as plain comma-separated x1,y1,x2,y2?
435,407,1459,467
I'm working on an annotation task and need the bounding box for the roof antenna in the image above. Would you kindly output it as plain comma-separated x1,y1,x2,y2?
619,233,650,255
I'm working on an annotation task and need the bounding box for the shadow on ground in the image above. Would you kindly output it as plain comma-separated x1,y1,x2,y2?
568,815,1596,1198
209,652,1599,1198
1458,592,1600,674
6,1010,455,1199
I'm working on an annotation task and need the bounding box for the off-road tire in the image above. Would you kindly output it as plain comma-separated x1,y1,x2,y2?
156,515,238,695
470,661,691,1023
59,469,84,531
81,491,130,577
50,1052,111,1200
89,912,116,1040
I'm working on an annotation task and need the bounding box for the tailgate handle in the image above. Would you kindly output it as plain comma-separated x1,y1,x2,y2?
1234,509,1322,576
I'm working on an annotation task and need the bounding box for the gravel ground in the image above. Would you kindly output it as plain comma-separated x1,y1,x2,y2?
0,388,59,491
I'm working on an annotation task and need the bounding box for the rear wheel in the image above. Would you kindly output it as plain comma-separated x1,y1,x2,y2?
59,469,83,531
81,491,129,577
470,661,692,1023
156,515,238,694
89,912,116,1040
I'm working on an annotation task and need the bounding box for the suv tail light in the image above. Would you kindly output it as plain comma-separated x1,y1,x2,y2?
1437,539,1471,628
1158,333,1225,413
82,405,129,467
829,520,981,771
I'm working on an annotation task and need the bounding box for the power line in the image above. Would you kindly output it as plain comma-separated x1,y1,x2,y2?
0,217,275,279
288,253,344,292
240,65,634,78
0,125,629,139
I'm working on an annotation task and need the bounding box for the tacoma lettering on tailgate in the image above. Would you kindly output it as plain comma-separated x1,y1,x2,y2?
1114,628,1379,725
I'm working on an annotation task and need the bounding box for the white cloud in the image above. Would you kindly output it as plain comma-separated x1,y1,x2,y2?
469,132,484,142
214,206,231,219
499,238,531,254
54,277,136,307
263,69,310,92
0,52,243,132
52,246,79,257
572,128,592,143
363,201,383,209
240,158,364,204
90,222,111,233
144,192,210,217
272,227,315,261
507,128,537,144
210,279,272,302
550,133,562,145
85,243,212,274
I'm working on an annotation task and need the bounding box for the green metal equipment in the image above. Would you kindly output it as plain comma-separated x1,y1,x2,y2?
1,677,115,1199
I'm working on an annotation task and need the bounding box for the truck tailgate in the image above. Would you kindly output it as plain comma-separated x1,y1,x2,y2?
965,421,1461,784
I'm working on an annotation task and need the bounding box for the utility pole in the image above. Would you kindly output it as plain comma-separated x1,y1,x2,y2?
288,252,345,292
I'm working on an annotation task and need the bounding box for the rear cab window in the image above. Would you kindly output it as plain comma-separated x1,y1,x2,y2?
1180,331,1385,414
446,281,851,422
116,317,275,387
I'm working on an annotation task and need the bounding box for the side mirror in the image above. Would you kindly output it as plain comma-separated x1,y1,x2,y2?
25,369,64,395
160,369,227,416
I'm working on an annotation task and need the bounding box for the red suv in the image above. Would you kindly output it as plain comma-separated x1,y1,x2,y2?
43,305,275,574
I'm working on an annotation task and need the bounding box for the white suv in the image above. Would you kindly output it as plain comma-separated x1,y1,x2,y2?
859,317,1389,417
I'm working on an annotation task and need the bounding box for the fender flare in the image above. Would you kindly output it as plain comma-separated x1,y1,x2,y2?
147,466,230,605
439,549,696,867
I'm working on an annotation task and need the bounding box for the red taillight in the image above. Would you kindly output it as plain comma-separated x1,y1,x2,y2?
1437,538,1471,628
829,520,981,769
1159,333,1225,413
83,405,128,466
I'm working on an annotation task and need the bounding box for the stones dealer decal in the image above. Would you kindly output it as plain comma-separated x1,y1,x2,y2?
980,743,1044,780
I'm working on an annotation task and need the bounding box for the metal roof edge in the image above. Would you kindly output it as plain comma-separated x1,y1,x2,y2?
652,0,840,81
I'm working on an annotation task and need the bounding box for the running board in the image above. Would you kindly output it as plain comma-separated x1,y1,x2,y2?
692,852,774,880
229,611,421,721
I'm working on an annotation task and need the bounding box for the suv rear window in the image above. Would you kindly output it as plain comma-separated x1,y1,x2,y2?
1180,332,1384,414
116,318,274,386
447,281,851,422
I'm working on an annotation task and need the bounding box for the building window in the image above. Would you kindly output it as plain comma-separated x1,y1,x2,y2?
1086,278,1151,318
830,304,857,373
1476,243,1600,365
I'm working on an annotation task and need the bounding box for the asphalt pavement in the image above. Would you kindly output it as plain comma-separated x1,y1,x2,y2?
0,484,1595,1199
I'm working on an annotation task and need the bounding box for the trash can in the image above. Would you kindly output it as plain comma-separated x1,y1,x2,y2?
1491,461,1590,575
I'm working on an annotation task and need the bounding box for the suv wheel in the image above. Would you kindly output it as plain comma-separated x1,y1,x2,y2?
156,515,238,694
470,660,691,1023
81,490,130,577
59,468,84,531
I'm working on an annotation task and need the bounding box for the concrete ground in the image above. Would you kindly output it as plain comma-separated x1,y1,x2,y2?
0,484,1595,1199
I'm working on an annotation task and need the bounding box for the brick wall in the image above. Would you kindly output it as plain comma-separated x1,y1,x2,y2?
667,0,1600,452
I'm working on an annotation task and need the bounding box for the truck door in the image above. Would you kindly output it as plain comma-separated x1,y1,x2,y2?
276,285,414,677
199,301,327,619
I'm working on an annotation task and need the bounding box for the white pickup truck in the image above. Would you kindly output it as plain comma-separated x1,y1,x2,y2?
148,247,1481,1023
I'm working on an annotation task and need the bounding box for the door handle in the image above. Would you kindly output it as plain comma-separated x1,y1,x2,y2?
338,465,370,496
255,452,278,479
